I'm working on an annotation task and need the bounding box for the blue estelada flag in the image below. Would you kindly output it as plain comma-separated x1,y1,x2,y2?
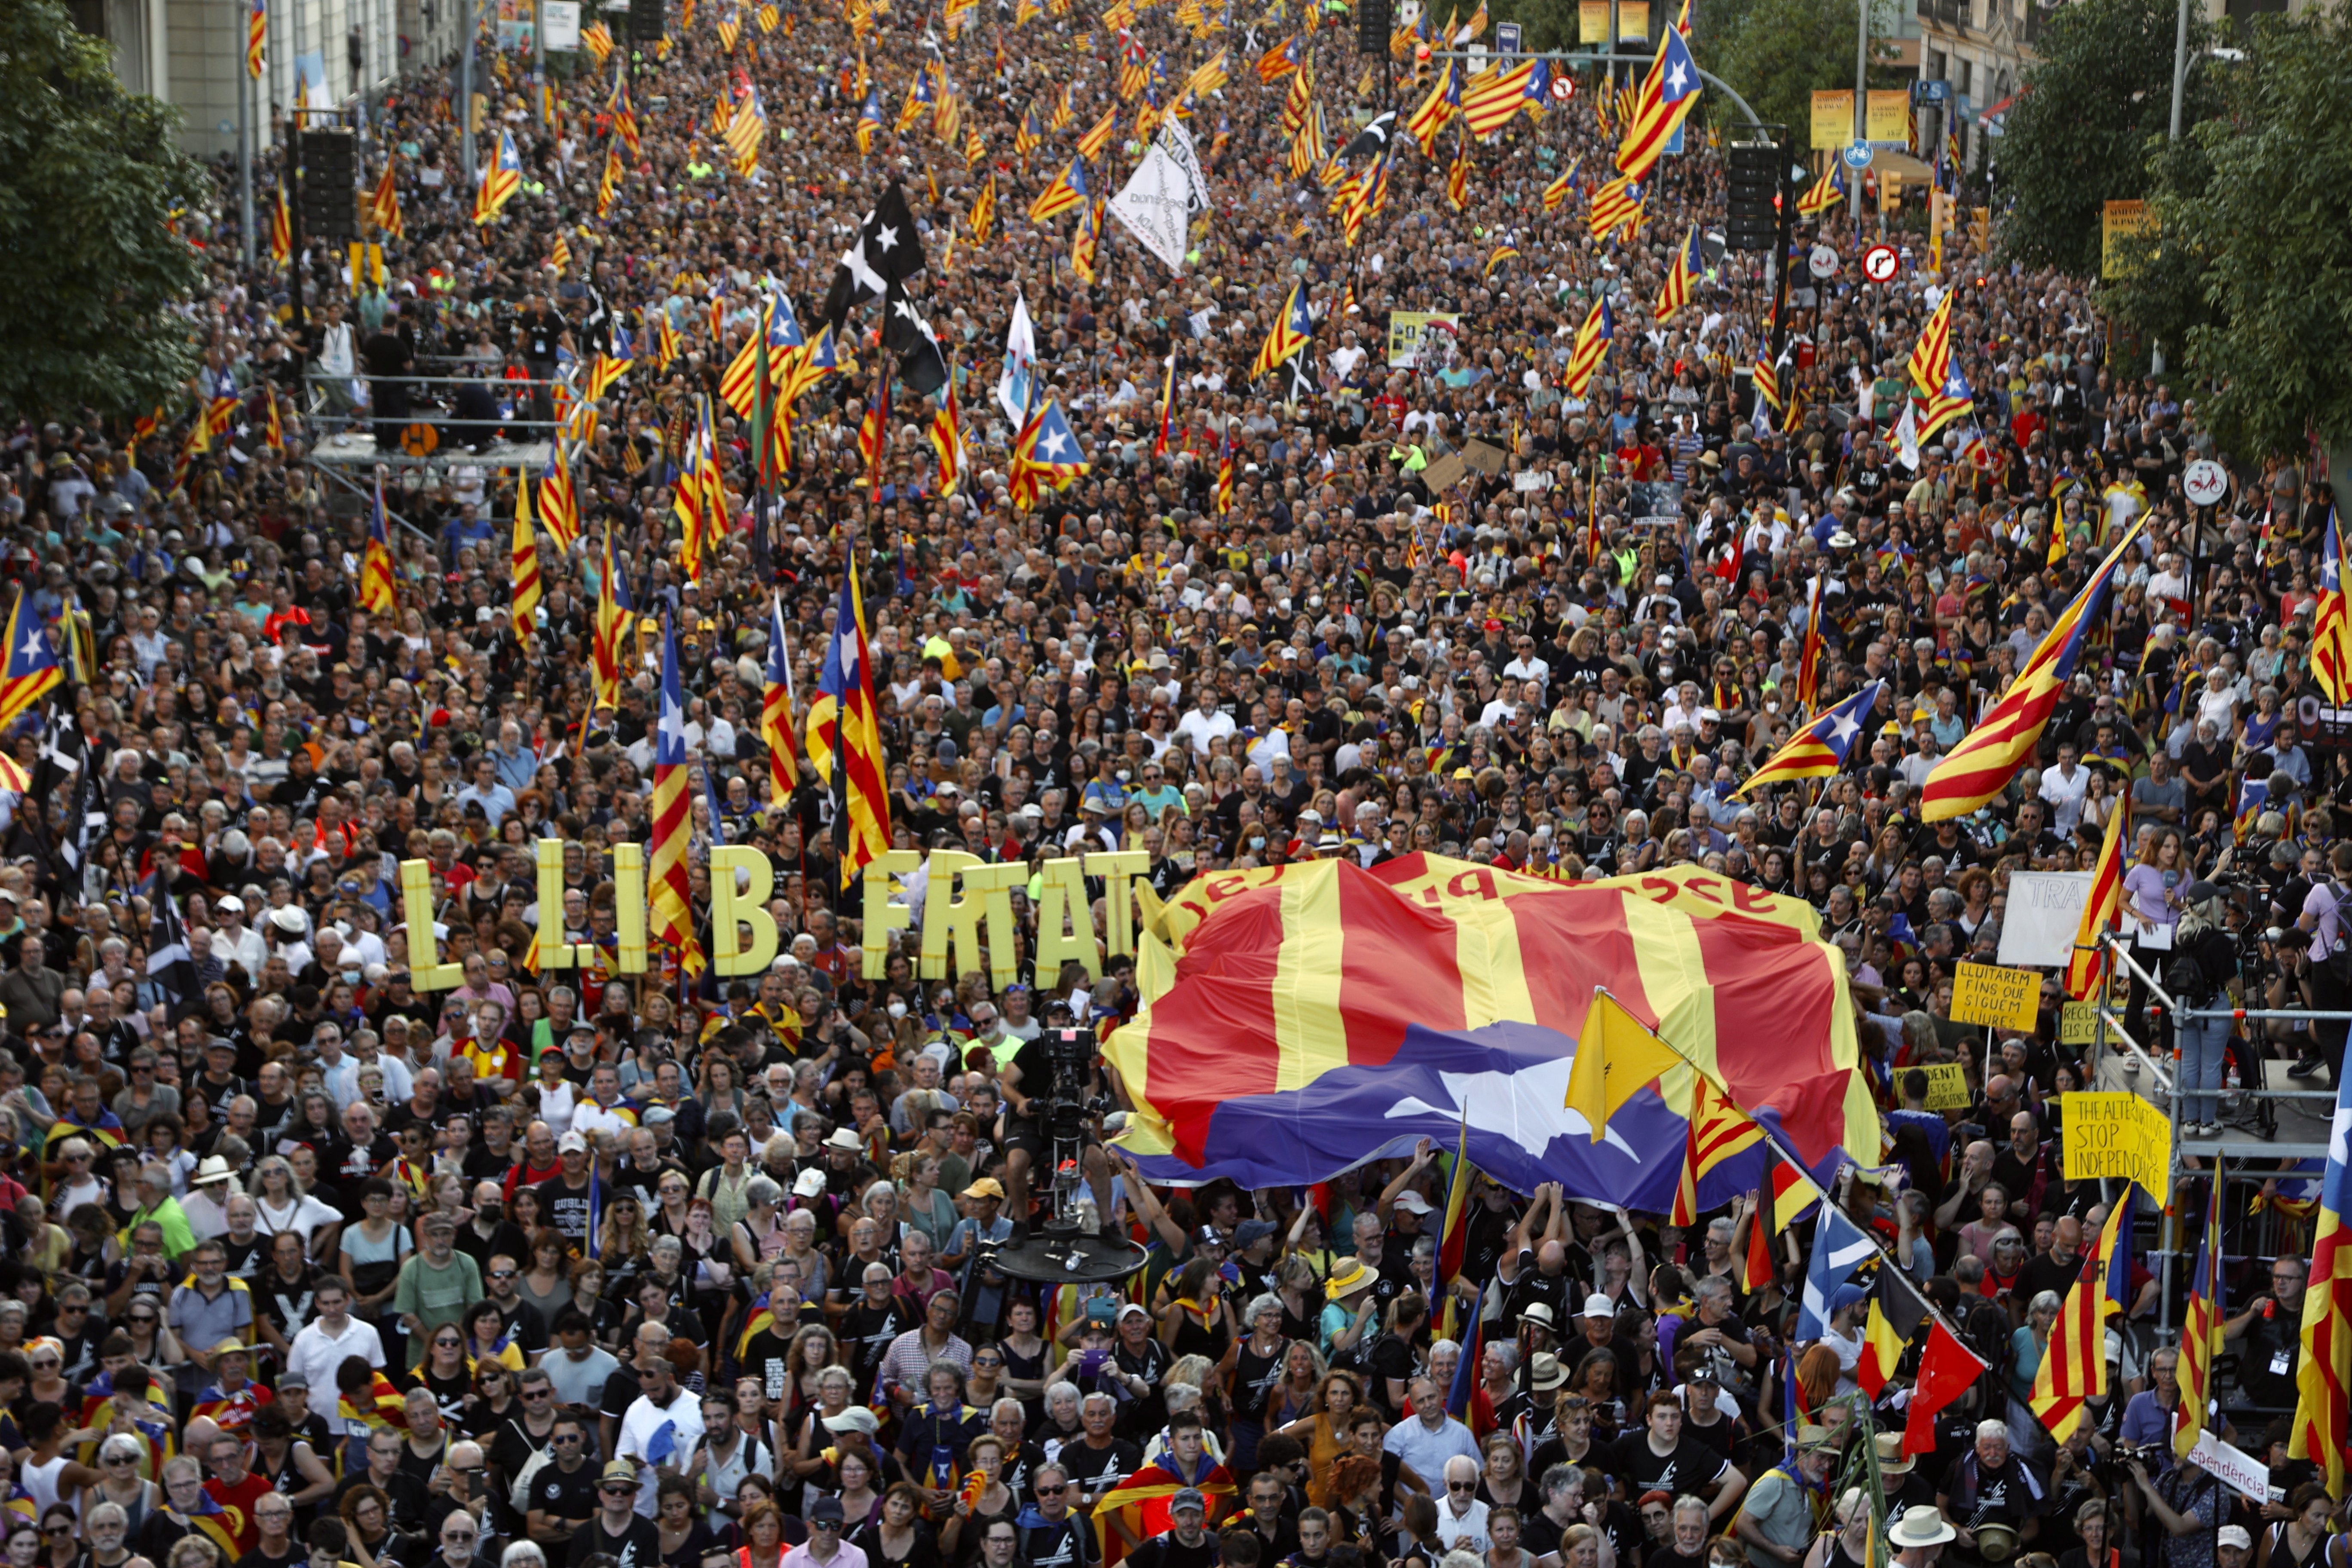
1732,681,1885,796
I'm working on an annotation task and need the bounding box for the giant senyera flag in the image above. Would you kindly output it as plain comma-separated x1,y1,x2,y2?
1106,859,1877,1210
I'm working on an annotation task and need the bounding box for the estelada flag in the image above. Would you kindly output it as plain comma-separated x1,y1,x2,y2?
1106,861,1875,1210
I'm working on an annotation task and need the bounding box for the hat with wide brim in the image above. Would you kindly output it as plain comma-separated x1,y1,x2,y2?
1887,1508,1957,1550
1324,1260,1374,1299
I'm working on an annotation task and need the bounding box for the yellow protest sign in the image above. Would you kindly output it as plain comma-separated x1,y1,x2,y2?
2062,1091,2171,1196
1810,90,1854,150
2059,1001,2099,1047
2102,200,2156,279
1951,961,2042,1031
1920,1062,1973,1111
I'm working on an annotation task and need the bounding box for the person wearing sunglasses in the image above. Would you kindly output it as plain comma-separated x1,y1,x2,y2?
569,1461,661,1568
521,1418,597,1551
781,1495,858,1568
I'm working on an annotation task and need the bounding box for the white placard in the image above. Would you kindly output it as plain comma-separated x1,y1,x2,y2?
1995,871,2093,969
2189,1431,2271,1503
542,0,581,49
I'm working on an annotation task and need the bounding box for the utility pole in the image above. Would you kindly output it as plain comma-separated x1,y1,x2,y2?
459,0,477,194
1853,0,1869,143
238,0,255,267
533,0,548,127
2167,0,2190,139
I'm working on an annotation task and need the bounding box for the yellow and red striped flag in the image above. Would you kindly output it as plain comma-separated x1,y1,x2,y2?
1562,294,1611,399
510,472,541,643
1670,1075,1759,1226
2030,1189,2136,1439
360,478,398,615
1920,516,2147,820
2174,1176,2224,1459
763,595,799,809
649,616,706,977
2290,1069,2352,1493
1907,288,1954,396
2064,796,2128,1000
2313,507,2350,702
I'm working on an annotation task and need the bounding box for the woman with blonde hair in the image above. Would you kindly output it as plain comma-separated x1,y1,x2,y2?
595,1192,654,1283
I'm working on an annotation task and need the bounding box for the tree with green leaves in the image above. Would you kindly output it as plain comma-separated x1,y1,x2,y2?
2101,6,2352,460
0,0,210,426
1704,0,1902,136
1995,0,2215,278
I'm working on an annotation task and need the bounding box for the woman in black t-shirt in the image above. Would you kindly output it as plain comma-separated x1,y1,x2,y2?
851,1485,940,1568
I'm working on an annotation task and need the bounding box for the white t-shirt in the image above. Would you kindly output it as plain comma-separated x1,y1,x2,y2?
618,1390,707,1516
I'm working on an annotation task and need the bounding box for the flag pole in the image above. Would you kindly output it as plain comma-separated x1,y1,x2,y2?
1593,983,1973,1347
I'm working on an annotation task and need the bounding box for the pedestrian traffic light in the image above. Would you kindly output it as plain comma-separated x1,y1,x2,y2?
1724,141,1779,253
1356,0,1391,56
1971,205,1991,251
297,127,361,242
628,0,665,40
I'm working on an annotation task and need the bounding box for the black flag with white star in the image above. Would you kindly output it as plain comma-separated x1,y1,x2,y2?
882,280,950,398
821,182,930,328
867,181,927,283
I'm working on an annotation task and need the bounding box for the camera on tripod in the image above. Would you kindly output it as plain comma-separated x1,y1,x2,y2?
1043,1026,1109,1145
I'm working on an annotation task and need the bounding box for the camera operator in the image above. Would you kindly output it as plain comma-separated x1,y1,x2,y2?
998,1027,1116,1234
2261,928,2316,1066
2165,881,2245,1138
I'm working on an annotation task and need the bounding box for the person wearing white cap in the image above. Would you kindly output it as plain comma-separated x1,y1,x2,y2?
1887,1505,1956,1568
208,896,266,983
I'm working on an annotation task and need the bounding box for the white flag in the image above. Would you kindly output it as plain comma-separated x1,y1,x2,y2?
1893,401,1922,472
996,294,1036,425
1109,147,1194,274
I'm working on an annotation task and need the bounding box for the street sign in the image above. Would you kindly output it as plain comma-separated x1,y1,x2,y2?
2183,459,2229,507
1910,79,1951,104
1496,20,1521,55
1841,141,1875,169
1807,243,1839,279
1861,244,1900,282
1549,74,1575,101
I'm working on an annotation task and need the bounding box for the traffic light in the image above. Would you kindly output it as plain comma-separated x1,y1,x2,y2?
1724,141,1779,253
628,0,665,40
1970,205,1991,251
297,127,360,242
1356,0,1392,56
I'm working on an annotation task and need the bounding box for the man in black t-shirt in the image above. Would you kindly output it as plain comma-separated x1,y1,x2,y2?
565,1462,661,1568
1610,1394,1746,1524
1057,1393,1144,1513
522,1419,597,1553
534,1133,599,1251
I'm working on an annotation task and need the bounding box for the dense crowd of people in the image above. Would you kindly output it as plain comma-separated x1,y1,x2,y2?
2,4,2350,1568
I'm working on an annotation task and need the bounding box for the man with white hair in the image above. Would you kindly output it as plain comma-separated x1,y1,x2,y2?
1434,1455,1491,1553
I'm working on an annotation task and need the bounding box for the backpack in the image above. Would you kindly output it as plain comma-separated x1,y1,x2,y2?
506,1421,556,1516
2325,885,2352,987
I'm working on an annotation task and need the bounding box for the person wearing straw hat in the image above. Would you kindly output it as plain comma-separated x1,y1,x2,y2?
1889,1506,1958,1568
1320,1259,1383,1371
1733,1425,1834,1567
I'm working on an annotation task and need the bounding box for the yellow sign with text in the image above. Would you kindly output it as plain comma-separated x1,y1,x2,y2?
2062,1091,2170,1197
1578,1,1650,41
1866,89,1909,145
1951,961,2043,1031
1919,1062,1973,1111
2059,1000,2099,1046
1810,90,1853,150
2103,200,2156,279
